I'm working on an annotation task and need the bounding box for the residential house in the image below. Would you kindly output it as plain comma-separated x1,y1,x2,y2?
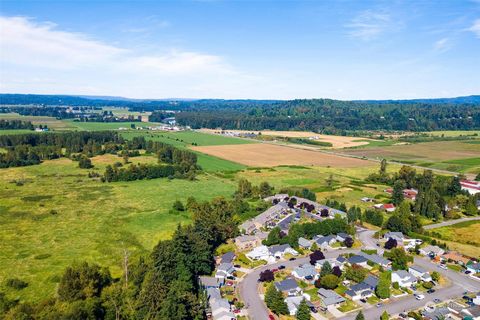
210,299,233,320
234,235,260,251
314,235,337,249
317,288,345,308
239,204,286,234
408,265,432,282
345,282,374,300
298,237,313,249
363,275,379,289
361,197,375,202
292,264,318,281
239,220,256,235
392,270,417,288
347,255,369,268
360,253,391,268
199,276,222,289
336,233,350,242
442,251,470,266
275,278,302,296
206,287,222,302
264,193,289,203
246,245,273,262
219,252,236,264
315,257,343,270
419,245,445,257
467,262,480,274
461,305,480,319
383,232,404,243
421,306,452,320
383,203,396,212
215,263,235,280
460,180,480,195
284,296,315,316
268,244,298,259
403,189,418,200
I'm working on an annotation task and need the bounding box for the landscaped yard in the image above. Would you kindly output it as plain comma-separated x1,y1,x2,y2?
337,299,360,312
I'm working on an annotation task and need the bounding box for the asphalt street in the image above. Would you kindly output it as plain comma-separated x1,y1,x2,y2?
238,227,480,320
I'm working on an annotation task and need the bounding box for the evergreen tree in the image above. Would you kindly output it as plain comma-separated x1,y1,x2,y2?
392,180,405,205
380,310,390,320
355,311,365,320
265,284,288,315
320,261,332,277
296,299,311,320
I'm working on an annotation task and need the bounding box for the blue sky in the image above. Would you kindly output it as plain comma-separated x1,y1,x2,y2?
1,0,479,99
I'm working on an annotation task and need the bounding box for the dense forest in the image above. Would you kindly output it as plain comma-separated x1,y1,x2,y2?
0,119,34,130
2,94,480,131
176,99,480,132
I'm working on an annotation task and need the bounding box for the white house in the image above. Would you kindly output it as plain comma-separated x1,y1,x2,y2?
408,265,432,282
314,235,337,249
392,270,417,288
246,245,274,262
284,296,314,316
419,245,445,257
275,278,302,296
298,237,313,249
317,288,345,308
268,244,298,259
384,232,404,243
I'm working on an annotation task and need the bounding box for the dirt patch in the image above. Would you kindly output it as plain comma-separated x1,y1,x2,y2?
192,143,372,167
198,129,372,148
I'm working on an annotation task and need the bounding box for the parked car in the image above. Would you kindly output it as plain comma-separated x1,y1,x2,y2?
289,257,296,261
434,298,441,303
465,270,472,274
360,299,367,303
278,265,286,270
226,276,236,280
234,264,241,268
376,303,383,308
427,289,436,294
271,268,279,273
438,264,447,270
415,294,425,300
399,313,407,318
269,315,275,320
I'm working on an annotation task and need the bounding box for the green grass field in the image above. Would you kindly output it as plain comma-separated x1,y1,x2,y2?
0,129,34,135
0,113,76,131
0,157,237,302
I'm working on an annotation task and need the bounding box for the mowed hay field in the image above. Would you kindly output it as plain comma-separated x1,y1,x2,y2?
0,113,76,131
199,128,371,148
340,140,480,174
192,143,373,167
0,156,237,302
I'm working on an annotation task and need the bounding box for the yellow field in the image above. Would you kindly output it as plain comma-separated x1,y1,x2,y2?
198,129,372,148
192,143,372,167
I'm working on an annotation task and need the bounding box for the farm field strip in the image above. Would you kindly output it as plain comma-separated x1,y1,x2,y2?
192,143,373,167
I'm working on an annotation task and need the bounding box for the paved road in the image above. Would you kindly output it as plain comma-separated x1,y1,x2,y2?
238,228,480,320
238,249,358,320
423,216,480,230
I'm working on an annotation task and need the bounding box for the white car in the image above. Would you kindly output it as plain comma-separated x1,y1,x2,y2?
415,294,425,300
438,264,447,270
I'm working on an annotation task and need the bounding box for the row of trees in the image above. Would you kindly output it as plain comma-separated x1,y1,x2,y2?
0,197,239,319
0,119,34,130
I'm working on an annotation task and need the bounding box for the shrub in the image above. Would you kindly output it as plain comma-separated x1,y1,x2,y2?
5,278,28,290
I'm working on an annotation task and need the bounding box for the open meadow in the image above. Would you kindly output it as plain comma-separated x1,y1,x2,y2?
428,220,480,257
0,113,76,131
0,156,238,302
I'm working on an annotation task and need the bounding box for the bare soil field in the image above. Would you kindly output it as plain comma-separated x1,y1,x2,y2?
192,143,372,167
198,129,371,148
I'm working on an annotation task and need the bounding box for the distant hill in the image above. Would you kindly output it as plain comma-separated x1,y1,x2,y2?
356,95,480,105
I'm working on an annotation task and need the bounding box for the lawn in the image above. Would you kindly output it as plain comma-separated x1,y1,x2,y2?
337,299,359,313
0,157,236,302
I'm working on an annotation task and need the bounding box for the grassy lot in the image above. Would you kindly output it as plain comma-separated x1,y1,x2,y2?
0,157,237,302
66,121,160,131
0,113,76,130
429,220,480,257
340,140,480,174
424,130,480,137
0,129,34,135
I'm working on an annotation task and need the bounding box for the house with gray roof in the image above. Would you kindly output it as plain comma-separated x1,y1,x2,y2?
317,288,345,307
275,278,302,296
298,237,313,249
199,276,222,289
292,263,317,281
220,252,235,264
419,245,445,257
421,306,451,320
384,231,404,242
284,296,315,316
336,233,350,242
215,263,235,280
409,265,432,282
345,282,374,300
363,275,379,289
347,255,369,267
314,234,337,248
360,252,391,268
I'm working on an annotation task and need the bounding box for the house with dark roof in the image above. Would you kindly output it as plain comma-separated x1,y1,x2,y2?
345,282,374,300
215,263,235,280
347,255,369,267
336,233,350,242
359,253,391,268
220,252,236,264
268,244,298,259
199,276,223,289
314,234,337,248
275,278,302,296
292,264,317,281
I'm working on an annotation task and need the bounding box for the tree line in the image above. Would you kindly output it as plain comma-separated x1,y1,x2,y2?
175,99,480,133
0,119,34,130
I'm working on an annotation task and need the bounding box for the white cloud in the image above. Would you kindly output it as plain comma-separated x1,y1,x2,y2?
468,19,480,38
433,37,451,52
0,16,256,98
346,10,391,40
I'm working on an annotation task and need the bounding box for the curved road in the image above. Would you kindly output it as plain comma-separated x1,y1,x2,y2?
238,228,480,320
424,216,480,230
